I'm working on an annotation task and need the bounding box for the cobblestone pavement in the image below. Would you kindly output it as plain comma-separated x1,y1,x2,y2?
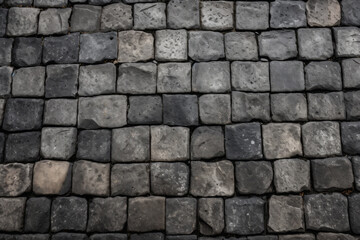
1,0,360,239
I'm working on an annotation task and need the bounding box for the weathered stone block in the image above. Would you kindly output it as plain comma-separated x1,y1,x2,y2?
101,3,132,31
24,197,51,233
352,156,360,191
199,198,224,235
91,234,127,240
118,31,154,63
111,163,150,196
79,32,117,63
53,233,88,240
5,131,41,163
298,28,333,60
79,63,115,96
191,126,224,160
0,9,7,38
5,0,32,6
341,122,360,155
166,198,196,234
317,233,357,240
190,160,234,197
232,92,270,122
201,1,233,30
188,31,224,61
43,33,79,64
271,93,307,122
151,162,189,196
0,67,12,96
334,27,360,57
12,67,45,97
41,127,77,160
44,99,77,126
349,193,360,234
270,0,306,28
0,197,26,232
34,0,67,7
167,0,200,29
341,0,360,26
262,123,302,159
38,8,71,35
0,133,4,162
70,5,101,32
128,96,162,124
163,94,198,126
258,30,297,60
0,163,32,196
199,94,231,125
236,1,269,30
77,130,111,162
308,92,346,120
7,8,40,36
157,62,191,93
235,161,273,195
225,32,258,61
45,64,78,98
134,3,166,30
130,233,164,240
33,160,72,195
270,61,305,92
0,39,13,67
279,234,314,240
305,61,342,90
345,91,360,119
13,37,42,67
225,123,263,160
342,58,360,89
155,30,187,61
306,0,341,27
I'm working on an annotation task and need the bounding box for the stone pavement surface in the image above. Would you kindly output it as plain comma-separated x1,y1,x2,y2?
1,0,360,239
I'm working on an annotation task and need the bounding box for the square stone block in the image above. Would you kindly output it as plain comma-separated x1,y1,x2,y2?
79,32,117,63
341,122,360,155
334,27,360,57
232,92,270,122
258,30,297,60
341,0,360,26
128,96,162,124
198,198,224,235
271,93,308,122
298,28,333,60
188,31,224,61
12,66,45,97
38,8,71,35
270,0,306,28
163,94,198,126
45,64,78,98
308,92,345,120
200,1,233,30
345,91,360,119
155,30,187,61
225,32,258,61
167,0,200,29
70,5,101,32
191,126,224,160
5,131,41,163
305,61,342,91
0,198,26,232
77,130,111,162
101,3,132,31
24,197,51,233
118,30,154,63
199,94,231,125
157,62,191,93
43,33,79,64
12,37,42,67
44,99,77,126
41,127,77,160
306,0,341,27
342,58,360,89
270,61,305,92
0,66,12,96
134,3,166,30
0,163,32,196
7,7,40,36
236,1,269,30
166,198,196,234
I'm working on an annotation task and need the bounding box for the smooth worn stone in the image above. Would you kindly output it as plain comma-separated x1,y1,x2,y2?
341,0,360,26
91,234,127,240
188,31,224,61
201,1,233,30
0,9,7,37
51,197,88,232
271,93,307,122
274,159,311,193
12,67,45,97
263,123,302,159
43,33,80,64
33,160,71,195
258,30,297,60
87,197,127,232
304,193,350,232
302,121,342,157
72,160,110,196
305,61,342,90
342,58,360,89
7,8,40,36
77,130,110,162
190,160,234,197
130,233,164,240
345,91,360,119
0,133,4,162
0,39,12,66
118,30,154,62
167,0,200,29
0,197,25,232
34,0,67,7
111,163,150,196
134,3,166,30
270,0,306,28
235,161,273,195
236,1,269,30
79,63,115,96
192,61,230,93
155,30,187,61
24,198,51,233
157,62,191,93
0,67,12,97
341,122,360,154
151,162,189,196
232,92,270,122
128,197,165,232
298,28,333,60
308,92,345,120
191,126,224,160
353,156,360,190
268,195,304,233
41,127,77,160
199,94,231,125
225,123,263,160
231,61,270,92
117,63,156,94
5,132,40,163
128,96,162,124
45,64,78,98
44,99,77,126
163,94,198,126
317,233,357,240
79,32,117,63
78,95,127,129
349,194,360,234
151,125,189,161
225,32,258,61
101,3,132,31
52,233,88,240
38,8,71,35
2,98,44,132
70,5,101,32
279,235,314,240
199,198,224,235
225,197,265,235
270,61,305,92
12,37,42,67
0,163,32,196
334,27,360,57
166,198,196,234
306,0,341,26
312,157,353,191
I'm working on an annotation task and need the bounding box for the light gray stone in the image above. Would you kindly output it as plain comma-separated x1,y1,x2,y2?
334,27,360,57
38,8,71,35
308,92,346,120
0,163,32,196
236,1,269,30
305,61,342,91
70,5,101,32
199,198,224,235
7,7,40,36
166,198,196,234
188,31,224,61
258,30,297,60
232,91,270,122
306,0,341,27
270,61,305,92
5,0,32,6
34,0,67,7
225,32,258,61
200,1,233,30
157,62,191,93
118,30,154,63
298,28,333,60
342,58,360,89
167,0,200,29
270,0,306,28
191,126,225,160
12,66,45,97
155,30,187,61
134,3,166,30
199,94,231,125
101,3,132,31
0,197,26,232
44,99,77,126
41,127,77,160
271,93,308,122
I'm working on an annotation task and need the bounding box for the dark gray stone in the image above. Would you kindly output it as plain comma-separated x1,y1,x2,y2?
77,130,111,162
5,131,40,163
157,62,191,93
2,98,44,132
6,8,40,36
0,234,50,240
304,193,350,232
225,32,258,61
45,64,78,98
317,233,357,240
306,0,341,27
151,162,189,196
38,8,71,35
167,0,200,29
342,58,360,89
298,28,333,60
349,193,360,234
279,234,314,240
41,127,77,160
0,39,13,66
334,27,360,57
0,133,5,162
166,198,196,234
24,198,51,233
128,96,162,124
308,92,346,120
12,66,45,97
270,61,305,92
188,31,224,61
163,94,198,126
91,234,127,240
200,1,233,31
0,163,32,196
270,0,306,28
0,67,12,97
305,61,342,91
44,99,77,126
248,237,278,240
191,126,224,160
341,0,360,26
232,92,270,122
225,197,265,235
5,0,32,6
79,32,117,63
130,233,164,240
235,161,273,195
345,91,360,119
111,163,150,196
87,197,127,232
52,233,88,240
134,3,166,30
271,93,307,122
167,236,196,240
198,198,224,235
199,94,231,125
51,197,88,232
0,197,26,232
258,30,297,60
0,9,7,37
341,122,360,155
155,30,187,61
118,31,154,63
236,1,269,30
70,5,101,32
225,123,263,160
34,0,67,7
43,33,79,64
353,156,360,191
12,37,42,67
101,3,133,31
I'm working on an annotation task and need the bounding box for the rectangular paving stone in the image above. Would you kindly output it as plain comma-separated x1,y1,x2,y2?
44,99,77,126
334,27,360,57
270,61,305,92
118,30,154,63
134,3,166,30
349,193,360,234
188,31,224,61
24,197,51,233
232,91,270,122
270,0,306,28
43,33,79,64
191,126,225,160
0,67,12,97
5,131,41,163
38,8,71,34
155,30,187,61
77,129,111,162
342,58,360,89
236,1,269,30
70,5,101,32
167,0,200,29
271,93,308,122
12,67,45,97
346,91,360,120
352,156,360,191
306,0,341,27
163,94,198,126
79,32,117,63
0,163,32,196
0,38,13,66
7,7,40,36
305,61,342,91
298,28,333,60
41,127,77,160
308,92,346,120
199,94,231,125
101,3,132,31
157,62,191,93
341,122,360,155
200,1,233,31
166,198,196,234
341,0,360,26
225,32,258,61
45,64,78,98
0,197,26,232
198,198,224,235
12,37,42,67
128,96,162,124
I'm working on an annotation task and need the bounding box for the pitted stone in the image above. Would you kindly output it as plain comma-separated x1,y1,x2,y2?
200,1,233,30
225,32,258,61
118,31,154,63
0,39,12,66
134,3,166,30
157,62,191,93
38,8,71,35
43,33,79,64
191,126,225,160
7,8,40,36
334,27,360,57
34,0,67,7
270,1,306,28
349,194,360,234
236,1,269,30
232,92,270,122
0,9,7,37
352,156,360,191
258,30,297,60
231,62,270,92
167,0,200,29
345,91,360,119
306,0,341,26
188,31,224,61
0,163,32,196
308,92,345,120
101,3,133,31
79,32,117,63
155,30,187,61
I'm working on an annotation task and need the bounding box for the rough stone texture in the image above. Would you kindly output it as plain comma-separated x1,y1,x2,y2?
317,233,357,240
345,91,360,119
52,233,88,240
188,31,224,61
167,0,200,29
70,5,101,32
190,160,234,197
225,32,258,61
270,61,305,92
0,39,13,66
24,197,51,233
101,3,132,31
199,94,231,125
155,30,187,61
130,233,164,240
91,234,127,240
270,1,306,29
163,94,198,126
13,38,42,67
5,131,41,163
232,92,270,122
7,8,40,36
43,33,80,64
341,0,360,26
0,9,7,37
45,64,78,98
134,3,166,30
305,61,342,91
298,28,333,60
349,194,360,234
279,234,314,240
191,126,224,160
128,96,162,124
0,197,26,232
44,99,77,126
34,0,67,7
41,127,77,160
200,1,233,31
198,198,224,235
118,31,154,63
271,93,308,122
342,58,360,89
235,161,273,195
166,198,196,234
0,163,32,196
0,66,12,96
306,0,341,27
352,156,360,191
308,92,346,120
236,1,269,30
341,122,360,155
12,66,45,97
157,62,191,93
38,8,71,35
334,27,360,57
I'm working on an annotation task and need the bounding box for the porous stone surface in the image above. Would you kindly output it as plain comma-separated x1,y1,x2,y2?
0,39,13,66
118,30,154,62
345,91,360,119
306,0,341,27
232,92,270,122
270,0,306,29
155,30,187,61
200,1,233,31
0,66,12,96
308,92,346,120
43,33,79,64
341,0,360,26
101,3,132,31
167,0,199,29
134,3,166,30
0,163,32,196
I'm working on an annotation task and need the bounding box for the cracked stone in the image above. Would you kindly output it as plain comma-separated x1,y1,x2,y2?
270,0,306,28
134,3,166,30
0,163,32,196
7,7,40,36
157,62,191,93
155,30,187,61
236,1,269,30
334,27,360,57
258,30,297,60
305,61,342,91
199,94,231,125
118,30,154,63
0,197,26,232
191,126,225,160
12,67,45,97
77,130,111,162
167,0,200,29
306,0,341,26
24,197,51,233
38,8,71,35
298,28,333,60
271,93,307,122
200,1,233,30
270,61,305,92
163,94,198,126
70,5,101,32
101,3,133,31
166,198,196,234
13,37,42,67
225,32,258,61
44,99,77,126
45,64,78,98
308,92,346,120
232,92,270,122
199,198,224,235
128,96,162,124
342,58,360,89
43,33,79,64
188,31,224,61
5,131,41,163
341,122,360,155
